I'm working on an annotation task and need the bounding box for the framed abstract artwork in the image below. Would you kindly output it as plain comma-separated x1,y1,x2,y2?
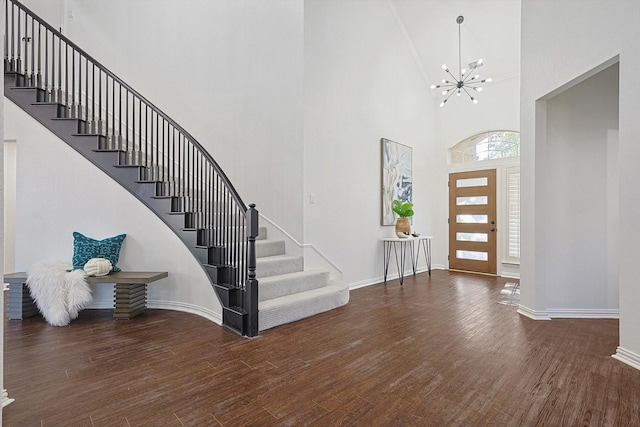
381,138,412,225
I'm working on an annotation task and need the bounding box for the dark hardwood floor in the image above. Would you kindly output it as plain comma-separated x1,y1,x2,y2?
4,270,639,426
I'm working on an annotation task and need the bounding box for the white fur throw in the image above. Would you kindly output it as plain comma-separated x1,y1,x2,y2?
27,262,93,326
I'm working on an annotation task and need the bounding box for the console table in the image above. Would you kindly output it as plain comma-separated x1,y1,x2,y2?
382,236,432,285
4,271,168,320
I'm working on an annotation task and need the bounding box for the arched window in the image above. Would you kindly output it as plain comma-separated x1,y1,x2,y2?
451,131,520,163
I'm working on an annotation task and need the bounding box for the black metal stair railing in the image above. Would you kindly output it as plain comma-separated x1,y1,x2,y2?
4,0,258,336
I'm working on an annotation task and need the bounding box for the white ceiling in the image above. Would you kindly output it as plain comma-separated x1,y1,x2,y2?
392,0,521,89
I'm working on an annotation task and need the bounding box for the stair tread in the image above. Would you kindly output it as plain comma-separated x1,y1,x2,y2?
51,117,85,121
258,269,330,302
256,254,300,262
7,85,40,90
258,279,350,331
255,239,284,245
259,279,348,308
30,101,63,106
258,268,327,284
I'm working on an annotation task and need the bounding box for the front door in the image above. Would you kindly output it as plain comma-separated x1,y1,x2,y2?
448,169,497,274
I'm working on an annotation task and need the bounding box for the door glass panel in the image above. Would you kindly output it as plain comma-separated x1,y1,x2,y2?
456,177,488,188
456,250,489,261
456,214,488,224
456,232,488,242
456,196,488,205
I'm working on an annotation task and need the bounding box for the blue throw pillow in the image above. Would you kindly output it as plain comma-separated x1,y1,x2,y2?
72,232,126,272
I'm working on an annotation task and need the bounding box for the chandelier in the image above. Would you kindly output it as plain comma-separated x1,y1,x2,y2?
430,16,492,107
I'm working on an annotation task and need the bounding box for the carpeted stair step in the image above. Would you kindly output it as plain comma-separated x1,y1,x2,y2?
258,279,350,331
258,269,329,301
256,255,303,278
255,240,285,258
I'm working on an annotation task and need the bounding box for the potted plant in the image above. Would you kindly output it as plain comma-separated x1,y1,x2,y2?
392,199,414,238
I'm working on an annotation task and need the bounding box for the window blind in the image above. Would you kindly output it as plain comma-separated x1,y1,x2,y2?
507,168,520,260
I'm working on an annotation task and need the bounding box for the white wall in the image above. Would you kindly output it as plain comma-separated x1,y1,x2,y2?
432,10,521,278
543,63,618,313
4,100,223,322
303,0,440,285
4,141,16,273
22,0,63,31
520,0,640,368
1,0,5,414
14,0,524,288
437,76,521,152
49,0,306,242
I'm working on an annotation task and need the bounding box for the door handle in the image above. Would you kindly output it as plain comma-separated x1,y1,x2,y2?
490,220,495,224
490,228,496,232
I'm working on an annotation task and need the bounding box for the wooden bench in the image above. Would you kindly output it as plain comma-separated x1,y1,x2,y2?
4,271,168,320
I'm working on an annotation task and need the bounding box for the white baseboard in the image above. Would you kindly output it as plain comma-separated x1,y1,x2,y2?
518,305,619,320
349,265,445,290
87,299,115,309
500,262,520,279
147,300,222,325
547,308,619,319
87,298,223,325
612,346,640,371
517,305,551,320
2,389,14,407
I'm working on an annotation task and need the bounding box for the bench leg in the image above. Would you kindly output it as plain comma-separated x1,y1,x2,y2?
113,283,147,320
7,283,39,320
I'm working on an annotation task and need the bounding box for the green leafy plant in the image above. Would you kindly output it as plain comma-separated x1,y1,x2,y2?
392,199,414,217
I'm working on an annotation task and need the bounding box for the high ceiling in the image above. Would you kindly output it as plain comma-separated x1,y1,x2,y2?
392,0,521,92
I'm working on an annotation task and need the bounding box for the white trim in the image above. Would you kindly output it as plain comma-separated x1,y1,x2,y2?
504,166,521,264
349,266,445,290
612,346,640,371
349,278,385,290
260,213,343,277
447,155,520,172
2,389,15,408
147,300,223,325
517,306,619,320
517,305,551,320
87,299,115,309
500,261,520,279
88,298,223,325
547,308,619,319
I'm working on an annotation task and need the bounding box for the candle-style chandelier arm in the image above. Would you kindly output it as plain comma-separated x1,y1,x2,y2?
439,86,459,107
443,66,460,82
462,87,477,104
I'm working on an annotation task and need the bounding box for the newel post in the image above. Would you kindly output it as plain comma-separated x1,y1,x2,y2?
245,204,259,337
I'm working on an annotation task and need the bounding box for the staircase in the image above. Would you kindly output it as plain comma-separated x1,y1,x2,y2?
3,0,349,334
256,231,349,331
